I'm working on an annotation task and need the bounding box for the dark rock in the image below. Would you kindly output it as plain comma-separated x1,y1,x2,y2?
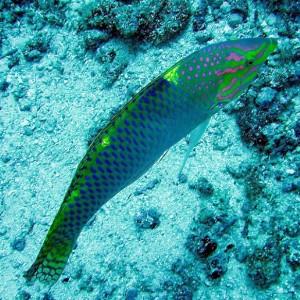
294,120,300,138
189,177,214,196
42,292,55,300
135,208,160,229
174,285,193,300
125,289,138,300
0,77,9,91
247,240,281,289
8,52,20,68
245,166,265,201
186,234,217,258
23,33,51,62
208,252,229,279
286,243,300,271
79,275,94,292
265,132,298,157
82,0,190,45
178,173,187,184
95,39,131,86
192,1,207,32
18,291,31,300
282,180,296,193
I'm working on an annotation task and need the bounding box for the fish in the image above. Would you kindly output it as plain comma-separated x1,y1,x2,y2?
24,37,277,285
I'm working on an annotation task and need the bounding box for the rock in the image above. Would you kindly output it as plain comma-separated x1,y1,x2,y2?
208,252,229,279
125,289,138,300
228,13,243,28
134,178,159,196
82,0,190,45
247,239,281,289
174,285,193,300
192,1,207,32
81,29,111,51
189,177,214,196
286,242,300,271
135,208,160,229
255,87,277,110
96,39,131,86
18,291,31,300
11,236,26,251
186,234,217,259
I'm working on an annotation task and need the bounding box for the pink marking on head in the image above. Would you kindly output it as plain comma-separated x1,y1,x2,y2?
216,61,220,64
189,66,193,71
202,73,206,77
206,57,210,62
193,59,197,63
226,52,246,62
206,86,209,90
216,52,220,57
200,57,203,61
202,82,205,86
218,79,223,84
198,87,202,90
195,74,199,78
222,77,237,92
218,85,244,100
187,75,191,80
241,66,259,83
204,94,207,99
197,65,200,69
211,62,214,67
214,57,217,61
204,63,207,67
208,71,212,76
215,65,244,76
181,70,185,75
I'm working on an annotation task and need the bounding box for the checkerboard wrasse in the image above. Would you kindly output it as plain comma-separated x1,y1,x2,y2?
24,37,277,284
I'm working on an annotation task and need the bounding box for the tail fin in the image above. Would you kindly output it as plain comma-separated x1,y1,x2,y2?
24,224,77,285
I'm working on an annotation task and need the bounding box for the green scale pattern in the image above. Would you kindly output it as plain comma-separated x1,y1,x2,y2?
24,38,277,284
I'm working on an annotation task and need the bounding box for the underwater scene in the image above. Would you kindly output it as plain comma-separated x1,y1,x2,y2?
0,0,299,299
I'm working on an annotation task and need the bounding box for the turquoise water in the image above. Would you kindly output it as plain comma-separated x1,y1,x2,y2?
0,0,299,299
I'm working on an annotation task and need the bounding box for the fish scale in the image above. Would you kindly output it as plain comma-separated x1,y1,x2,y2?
24,37,277,284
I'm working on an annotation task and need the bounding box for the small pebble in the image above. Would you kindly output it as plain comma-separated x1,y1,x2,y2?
11,236,26,251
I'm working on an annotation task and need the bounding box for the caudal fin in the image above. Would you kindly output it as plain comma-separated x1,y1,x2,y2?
24,230,76,285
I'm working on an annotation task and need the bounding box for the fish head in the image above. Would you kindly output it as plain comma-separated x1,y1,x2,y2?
209,37,277,112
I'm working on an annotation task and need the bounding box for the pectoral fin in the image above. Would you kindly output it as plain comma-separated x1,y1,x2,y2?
178,118,210,176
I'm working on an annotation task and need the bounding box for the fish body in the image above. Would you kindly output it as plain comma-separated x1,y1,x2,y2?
24,38,277,284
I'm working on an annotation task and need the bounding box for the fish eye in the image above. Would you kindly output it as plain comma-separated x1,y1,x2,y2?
246,60,254,66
